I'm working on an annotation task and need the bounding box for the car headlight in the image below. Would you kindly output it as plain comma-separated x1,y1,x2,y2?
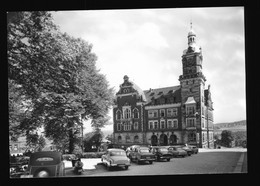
36,170,49,178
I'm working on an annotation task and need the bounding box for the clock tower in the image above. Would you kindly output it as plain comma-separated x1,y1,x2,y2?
179,23,207,147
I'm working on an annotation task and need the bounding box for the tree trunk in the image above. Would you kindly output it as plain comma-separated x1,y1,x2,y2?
68,120,75,154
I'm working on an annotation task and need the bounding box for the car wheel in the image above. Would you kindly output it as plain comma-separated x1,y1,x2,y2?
167,158,170,162
149,161,153,164
125,166,129,170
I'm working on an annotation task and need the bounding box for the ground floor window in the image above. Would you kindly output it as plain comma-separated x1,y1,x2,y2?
134,135,139,143
126,135,131,143
134,122,138,130
118,136,122,143
188,132,196,142
169,134,177,144
151,135,158,146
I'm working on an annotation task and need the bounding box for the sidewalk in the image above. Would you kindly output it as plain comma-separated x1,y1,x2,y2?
198,147,247,153
64,158,102,170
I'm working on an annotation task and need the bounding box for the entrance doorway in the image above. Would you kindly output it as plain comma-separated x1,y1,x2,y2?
159,134,168,146
151,135,158,146
169,134,177,145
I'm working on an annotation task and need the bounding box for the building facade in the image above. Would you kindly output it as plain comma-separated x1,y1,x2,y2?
112,25,214,148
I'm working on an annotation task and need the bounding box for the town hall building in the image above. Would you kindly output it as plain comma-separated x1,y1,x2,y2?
112,25,214,148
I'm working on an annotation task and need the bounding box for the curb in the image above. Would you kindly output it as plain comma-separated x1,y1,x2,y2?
233,152,245,173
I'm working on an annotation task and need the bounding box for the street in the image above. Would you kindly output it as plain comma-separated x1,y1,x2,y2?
65,148,247,177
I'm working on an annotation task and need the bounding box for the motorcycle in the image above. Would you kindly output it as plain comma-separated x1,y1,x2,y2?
73,159,84,175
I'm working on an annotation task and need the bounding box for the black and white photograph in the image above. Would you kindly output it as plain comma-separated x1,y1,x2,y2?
8,6,248,179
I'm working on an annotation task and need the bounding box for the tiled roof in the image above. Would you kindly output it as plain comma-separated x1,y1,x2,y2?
143,85,181,104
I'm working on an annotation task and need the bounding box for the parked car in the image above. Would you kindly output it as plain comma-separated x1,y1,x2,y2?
101,148,130,170
151,146,172,162
189,145,199,154
126,145,140,157
176,145,193,156
21,151,65,178
128,146,156,164
167,146,187,158
62,154,76,161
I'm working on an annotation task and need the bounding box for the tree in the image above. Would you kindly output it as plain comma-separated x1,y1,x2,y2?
8,11,115,153
221,130,234,147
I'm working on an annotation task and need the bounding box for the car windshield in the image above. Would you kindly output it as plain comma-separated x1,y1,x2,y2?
140,149,150,153
36,157,54,162
110,151,126,156
159,148,168,152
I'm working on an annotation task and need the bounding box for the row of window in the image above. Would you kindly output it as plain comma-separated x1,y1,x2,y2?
117,135,139,143
116,105,210,120
148,108,178,118
117,122,139,131
116,107,139,120
148,119,178,130
116,133,197,143
150,97,177,105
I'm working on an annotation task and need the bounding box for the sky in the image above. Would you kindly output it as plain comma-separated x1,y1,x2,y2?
51,7,246,132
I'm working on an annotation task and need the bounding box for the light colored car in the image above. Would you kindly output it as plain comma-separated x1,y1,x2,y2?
101,148,130,170
21,151,65,178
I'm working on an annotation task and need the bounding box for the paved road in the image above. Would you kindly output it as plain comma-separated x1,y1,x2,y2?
65,149,247,177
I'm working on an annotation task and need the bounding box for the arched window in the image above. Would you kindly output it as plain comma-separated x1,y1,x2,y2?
116,110,121,120
151,135,158,146
126,135,131,143
133,108,139,119
169,134,177,145
124,108,131,119
134,135,139,143
118,136,122,143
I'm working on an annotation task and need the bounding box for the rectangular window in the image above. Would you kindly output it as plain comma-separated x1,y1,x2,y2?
186,106,195,115
201,118,205,128
160,120,166,129
167,120,173,128
167,109,173,117
117,123,121,131
160,109,165,117
149,121,153,130
154,121,158,129
134,122,138,130
187,118,196,127
148,110,158,118
173,120,178,128
173,108,178,117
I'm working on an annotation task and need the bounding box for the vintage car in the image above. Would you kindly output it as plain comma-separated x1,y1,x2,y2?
176,145,193,156
126,145,140,157
151,146,172,162
21,151,65,178
167,146,188,158
62,154,76,161
128,146,156,164
189,145,199,154
101,148,130,170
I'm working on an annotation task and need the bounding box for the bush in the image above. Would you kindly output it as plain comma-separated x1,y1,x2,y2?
82,152,106,158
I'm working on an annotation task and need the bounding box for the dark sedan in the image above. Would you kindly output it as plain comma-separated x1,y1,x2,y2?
151,146,172,162
21,151,65,178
